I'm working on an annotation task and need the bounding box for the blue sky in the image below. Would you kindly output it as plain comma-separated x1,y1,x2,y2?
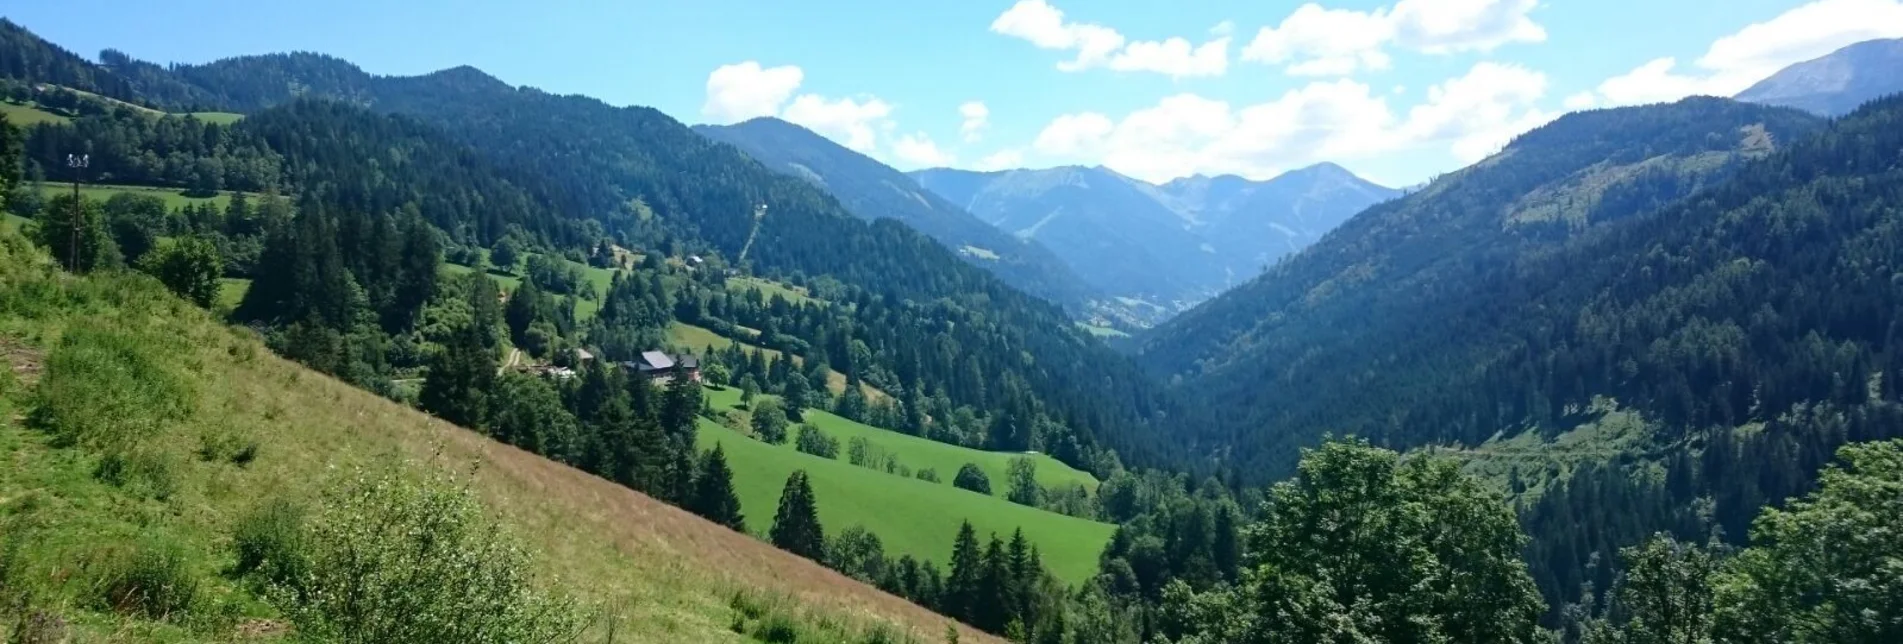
9,0,1903,186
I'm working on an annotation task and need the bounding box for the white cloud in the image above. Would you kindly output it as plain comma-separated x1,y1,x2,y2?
1580,0,1903,107
891,132,956,167
1242,0,1542,76
1031,112,1116,156
975,149,1027,171
780,94,894,153
991,0,1229,77
959,101,990,142
1109,36,1230,78
1389,0,1546,54
1402,62,1555,161
1024,62,1551,182
1242,4,1396,76
701,61,804,124
1562,91,1598,111
701,62,903,155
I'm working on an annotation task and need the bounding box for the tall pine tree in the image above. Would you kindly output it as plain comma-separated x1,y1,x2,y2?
770,470,825,561
691,444,745,531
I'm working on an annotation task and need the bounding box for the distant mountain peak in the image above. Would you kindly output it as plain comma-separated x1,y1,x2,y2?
1736,38,1903,116
425,65,509,90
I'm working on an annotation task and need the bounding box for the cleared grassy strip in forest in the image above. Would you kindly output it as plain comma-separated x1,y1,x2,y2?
0,233,993,643
0,101,70,126
37,183,244,209
728,275,818,306
2,213,26,234
186,112,244,125
707,385,1097,495
696,414,1115,585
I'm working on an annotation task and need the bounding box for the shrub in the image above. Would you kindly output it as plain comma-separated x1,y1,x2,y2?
233,499,308,584
794,424,839,459
98,539,199,620
271,465,584,643
915,468,940,483
952,464,991,495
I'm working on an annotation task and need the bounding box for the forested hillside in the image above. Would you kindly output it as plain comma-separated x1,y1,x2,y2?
1142,93,1903,615
694,117,1101,312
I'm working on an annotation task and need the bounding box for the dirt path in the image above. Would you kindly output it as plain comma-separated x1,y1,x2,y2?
499,347,522,374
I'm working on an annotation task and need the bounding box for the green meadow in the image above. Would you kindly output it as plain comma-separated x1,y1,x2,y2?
38,183,245,210
696,402,1114,583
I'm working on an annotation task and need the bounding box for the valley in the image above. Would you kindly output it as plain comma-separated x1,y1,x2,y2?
4,10,1903,644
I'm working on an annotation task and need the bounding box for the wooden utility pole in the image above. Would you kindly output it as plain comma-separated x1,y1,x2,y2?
65,153,88,273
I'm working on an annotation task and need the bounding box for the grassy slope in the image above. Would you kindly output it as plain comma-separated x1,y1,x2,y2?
707,386,1097,495
0,101,70,126
727,275,818,306
2,213,25,234
38,183,243,210
696,395,1114,584
0,232,997,643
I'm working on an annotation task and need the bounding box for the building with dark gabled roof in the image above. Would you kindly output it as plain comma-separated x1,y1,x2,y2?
625,351,701,384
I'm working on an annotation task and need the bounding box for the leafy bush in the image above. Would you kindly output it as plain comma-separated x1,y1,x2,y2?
232,499,308,585
952,464,991,495
794,424,839,459
96,539,200,620
271,465,584,643
915,468,940,483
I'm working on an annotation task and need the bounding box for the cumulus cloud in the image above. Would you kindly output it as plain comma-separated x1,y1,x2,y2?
780,94,894,153
1241,0,1543,77
975,149,1027,171
891,132,956,167
991,0,1230,77
701,62,909,156
701,61,804,124
959,101,990,142
1579,0,1903,108
1026,62,1551,182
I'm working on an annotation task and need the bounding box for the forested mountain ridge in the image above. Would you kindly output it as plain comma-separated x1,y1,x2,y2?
692,117,1101,311
910,162,1397,324
1139,92,1903,615
1139,97,1821,398
1735,38,1903,116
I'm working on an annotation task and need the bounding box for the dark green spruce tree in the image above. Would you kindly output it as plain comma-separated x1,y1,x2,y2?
769,470,825,561
691,444,745,531
418,315,496,429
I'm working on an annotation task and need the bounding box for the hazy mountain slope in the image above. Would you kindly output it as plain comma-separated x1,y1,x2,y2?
1736,38,1903,116
911,164,1397,321
1137,97,1826,477
693,117,1098,309
1155,163,1402,275
913,165,1217,309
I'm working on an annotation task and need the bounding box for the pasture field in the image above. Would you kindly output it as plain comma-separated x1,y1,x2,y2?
696,400,1114,584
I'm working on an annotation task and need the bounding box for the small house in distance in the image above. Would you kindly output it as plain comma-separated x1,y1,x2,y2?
625,351,700,384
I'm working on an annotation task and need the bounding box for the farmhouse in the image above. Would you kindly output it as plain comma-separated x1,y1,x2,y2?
625,350,700,384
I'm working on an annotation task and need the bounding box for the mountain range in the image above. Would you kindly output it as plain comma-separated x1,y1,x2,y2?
911,163,1399,323
692,117,1100,311
1735,37,1903,116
